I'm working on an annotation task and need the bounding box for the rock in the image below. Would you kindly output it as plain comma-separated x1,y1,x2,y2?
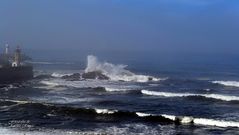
34,74,53,79
93,87,105,91
82,71,109,80
61,71,109,81
148,77,153,81
62,73,81,81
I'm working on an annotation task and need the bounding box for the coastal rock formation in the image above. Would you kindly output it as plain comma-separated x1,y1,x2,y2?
82,71,109,80
61,71,109,81
62,73,81,81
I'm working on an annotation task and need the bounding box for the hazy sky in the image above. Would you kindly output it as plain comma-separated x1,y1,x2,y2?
0,0,239,60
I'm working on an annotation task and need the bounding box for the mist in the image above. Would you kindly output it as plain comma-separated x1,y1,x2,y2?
0,0,239,63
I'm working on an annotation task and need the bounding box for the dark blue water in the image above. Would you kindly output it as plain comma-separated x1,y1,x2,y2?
1,55,239,135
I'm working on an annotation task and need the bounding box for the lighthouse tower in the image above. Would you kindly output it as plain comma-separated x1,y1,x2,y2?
12,46,21,67
5,44,9,55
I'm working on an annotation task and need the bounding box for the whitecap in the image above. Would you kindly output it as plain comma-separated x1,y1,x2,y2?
105,87,131,92
95,109,118,114
51,73,74,78
39,78,139,92
136,112,152,117
139,113,239,128
193,118,239,128
212,81,239,88
141,90,239,101
41,80,60,87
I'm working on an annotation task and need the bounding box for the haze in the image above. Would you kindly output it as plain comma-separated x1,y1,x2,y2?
0,0,238,62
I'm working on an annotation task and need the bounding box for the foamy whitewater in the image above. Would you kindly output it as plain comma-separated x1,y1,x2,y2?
141,90,239,101
136,113,239,128
40,79,139,91
212,81,239,88
85,55,161,82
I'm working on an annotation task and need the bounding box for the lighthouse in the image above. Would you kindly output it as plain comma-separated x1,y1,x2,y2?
5,44,9,55
12,46,21,67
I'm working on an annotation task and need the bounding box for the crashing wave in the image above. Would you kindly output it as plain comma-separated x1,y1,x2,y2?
136,112,152,117
193,118,239,128
212,81,239,88
85,55,161,82
136,113,239,128
105,87,131,92
51,73,74,78
141,90,239,101
41,80,61,87
95,109,118,114
162,114,239,127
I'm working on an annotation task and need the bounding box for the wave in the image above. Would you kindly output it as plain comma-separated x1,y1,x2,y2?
1,100,238,128
0,99,31,104
95,108,118,114
41,80,61,87
212,81,239,88
85,55,162,83
51,73,74,78
136,113,239,128
0,84,20,91
39,78,140,92
141,90,239,102
104,87,131,92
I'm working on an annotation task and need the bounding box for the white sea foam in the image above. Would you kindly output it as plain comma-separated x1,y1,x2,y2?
41,80,60,87
181,117,194,124
161,114,177,121
105,87,131,92
51,73,73,78
0,126,89,135
136,112,152,117
85,55,161,83
141,90,239,101
40,78,139,92
162,114,239,127
212,81,239,88
193,118,239,128
95,109,118,114
137,113,239,128
30,96,95,104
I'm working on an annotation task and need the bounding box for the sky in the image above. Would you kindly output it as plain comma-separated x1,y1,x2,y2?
0,0,239,61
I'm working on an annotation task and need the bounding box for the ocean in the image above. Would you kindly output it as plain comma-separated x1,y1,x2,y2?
0,55,239,135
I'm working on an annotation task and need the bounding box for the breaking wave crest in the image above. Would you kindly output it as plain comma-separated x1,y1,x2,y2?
136,113,239,128
212,81,239,88
104,87,131,92
41,80,60,87
51,73,74,78
1,100,239,128
141,90,239,102
85,55,161,82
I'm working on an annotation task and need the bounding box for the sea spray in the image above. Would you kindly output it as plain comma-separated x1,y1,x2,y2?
85,55,160,82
